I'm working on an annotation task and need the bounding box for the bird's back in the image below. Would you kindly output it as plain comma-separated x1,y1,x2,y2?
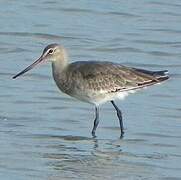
67,61,168,89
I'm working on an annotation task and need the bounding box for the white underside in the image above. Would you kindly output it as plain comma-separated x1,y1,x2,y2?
71,89,137,106
93,90,136,106
68,80,165,106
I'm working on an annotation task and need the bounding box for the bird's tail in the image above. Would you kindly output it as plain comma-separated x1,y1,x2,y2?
133,68,169,82
152,70,169,82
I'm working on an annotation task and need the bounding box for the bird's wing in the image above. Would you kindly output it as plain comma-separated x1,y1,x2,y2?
68,61,167,93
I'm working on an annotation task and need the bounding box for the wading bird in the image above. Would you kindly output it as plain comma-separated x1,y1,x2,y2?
13,44,169,137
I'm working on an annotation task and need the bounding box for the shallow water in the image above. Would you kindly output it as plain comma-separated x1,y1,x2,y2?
0,0,181,179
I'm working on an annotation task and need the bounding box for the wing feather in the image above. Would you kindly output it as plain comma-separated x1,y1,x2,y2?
67,61,160,93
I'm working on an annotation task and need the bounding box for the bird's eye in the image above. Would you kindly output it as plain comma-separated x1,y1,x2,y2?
48,49,54,54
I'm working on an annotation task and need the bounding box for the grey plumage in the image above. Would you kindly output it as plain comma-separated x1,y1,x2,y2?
64,61,168,92
52,60,168,105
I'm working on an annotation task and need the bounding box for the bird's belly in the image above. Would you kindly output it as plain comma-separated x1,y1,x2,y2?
67,89,135,106
65,89,102,105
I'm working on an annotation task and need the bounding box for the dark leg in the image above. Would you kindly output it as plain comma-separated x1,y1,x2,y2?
91,106,99,137
111,101,124,138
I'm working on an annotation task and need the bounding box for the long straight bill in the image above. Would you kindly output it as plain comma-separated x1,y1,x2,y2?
12,56,44,79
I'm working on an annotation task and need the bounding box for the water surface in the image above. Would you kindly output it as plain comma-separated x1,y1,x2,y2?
0,0,181,179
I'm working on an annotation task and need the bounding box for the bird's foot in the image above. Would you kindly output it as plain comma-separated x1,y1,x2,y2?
120,131,124,139
91,131,97,138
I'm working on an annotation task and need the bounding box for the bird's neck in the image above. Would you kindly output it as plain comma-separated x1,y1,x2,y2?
52,48,69,76
51,48,70,93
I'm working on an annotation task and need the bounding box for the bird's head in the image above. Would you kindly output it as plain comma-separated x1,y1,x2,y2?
12,43,67,79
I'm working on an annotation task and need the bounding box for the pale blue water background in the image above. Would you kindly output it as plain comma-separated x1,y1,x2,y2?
0,0,181,179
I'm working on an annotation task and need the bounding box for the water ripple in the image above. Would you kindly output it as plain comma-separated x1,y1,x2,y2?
0,31,83,41
133,39,181,45
149,1,181,8
1,0,180,179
